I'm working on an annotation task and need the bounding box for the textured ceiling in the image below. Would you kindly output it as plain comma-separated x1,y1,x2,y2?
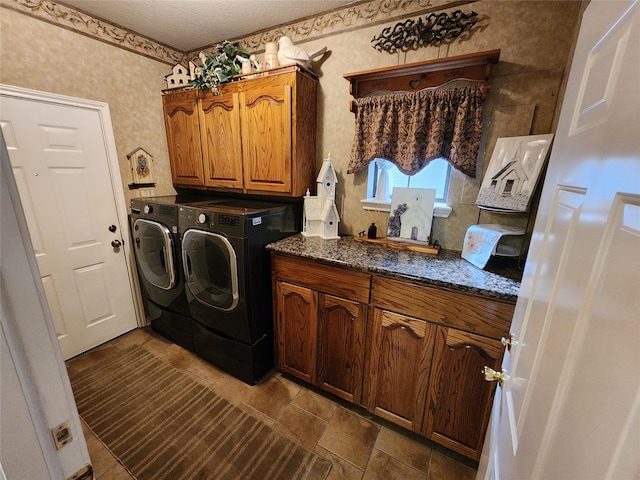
59,0,361,52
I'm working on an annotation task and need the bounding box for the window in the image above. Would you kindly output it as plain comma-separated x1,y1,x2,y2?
362,158,453,217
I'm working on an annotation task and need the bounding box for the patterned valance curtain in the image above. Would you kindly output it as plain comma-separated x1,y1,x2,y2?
347,85,485,178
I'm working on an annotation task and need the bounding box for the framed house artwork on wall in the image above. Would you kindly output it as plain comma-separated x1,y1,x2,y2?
476,134,554,213
387,187,436,244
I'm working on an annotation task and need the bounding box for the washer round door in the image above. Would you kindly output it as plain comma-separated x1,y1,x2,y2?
133,219,176,290
181,229,239,311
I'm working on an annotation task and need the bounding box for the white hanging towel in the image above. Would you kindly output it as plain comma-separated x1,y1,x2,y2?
461,224,524,269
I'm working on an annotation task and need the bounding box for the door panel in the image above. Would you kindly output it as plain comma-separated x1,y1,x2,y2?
275,281,317,383
50,167,97,246
316,293,366,404
162,89,204,186
10,164,46,254
510,186,586,449
425,327,503,460
200,90,243,189
41,275,67,339
241,84,292,193
480,2,640,478
365,309,436,432
0,92,138,359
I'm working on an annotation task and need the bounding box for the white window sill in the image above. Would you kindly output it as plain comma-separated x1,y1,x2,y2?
360,198,452,218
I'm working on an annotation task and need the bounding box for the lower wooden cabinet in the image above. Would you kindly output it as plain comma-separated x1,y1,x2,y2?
364,309,436,432
271,253,514,460
423,327,504,459
316,294,366,404
273,255,370,404
274,281,317,384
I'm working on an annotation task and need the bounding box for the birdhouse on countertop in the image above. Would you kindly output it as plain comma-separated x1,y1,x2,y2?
302,153,340,240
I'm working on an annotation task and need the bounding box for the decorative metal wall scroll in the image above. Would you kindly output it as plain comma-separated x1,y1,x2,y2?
371,10,478,53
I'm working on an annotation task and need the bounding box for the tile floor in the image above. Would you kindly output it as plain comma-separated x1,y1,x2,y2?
66,327,478,480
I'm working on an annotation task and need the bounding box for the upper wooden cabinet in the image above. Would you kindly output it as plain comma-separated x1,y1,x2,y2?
199,90,243,190
162,66,318,197
162,89,205,186
239,76,293,193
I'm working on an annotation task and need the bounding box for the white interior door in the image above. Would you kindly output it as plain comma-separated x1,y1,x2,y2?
2,133,91,479
478,1,640,479
1,88,138,359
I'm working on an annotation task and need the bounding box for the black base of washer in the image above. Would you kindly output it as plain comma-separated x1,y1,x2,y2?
192,320,274,385
147,301,194,351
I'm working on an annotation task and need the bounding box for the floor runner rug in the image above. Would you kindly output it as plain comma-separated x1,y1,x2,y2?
69,346,332,480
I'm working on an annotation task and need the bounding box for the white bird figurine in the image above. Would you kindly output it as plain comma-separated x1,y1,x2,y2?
277,36,327,69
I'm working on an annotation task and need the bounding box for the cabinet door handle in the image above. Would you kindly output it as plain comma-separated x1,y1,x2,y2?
501,333,516,351
483,366,506,387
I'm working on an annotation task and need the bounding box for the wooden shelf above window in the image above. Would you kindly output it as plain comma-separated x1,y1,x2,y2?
343,49,500,101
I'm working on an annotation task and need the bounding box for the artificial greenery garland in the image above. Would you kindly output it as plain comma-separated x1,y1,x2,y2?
191,41,250,94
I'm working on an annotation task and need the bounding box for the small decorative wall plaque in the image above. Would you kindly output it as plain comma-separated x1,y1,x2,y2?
127,147,155,189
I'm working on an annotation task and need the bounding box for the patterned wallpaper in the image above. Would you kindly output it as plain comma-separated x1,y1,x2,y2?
0,0,584,250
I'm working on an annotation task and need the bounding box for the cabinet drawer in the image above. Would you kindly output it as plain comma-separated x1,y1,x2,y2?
371,276,514,339
272,254,371,304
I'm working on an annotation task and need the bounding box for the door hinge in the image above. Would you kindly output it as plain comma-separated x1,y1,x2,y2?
67,464,93,480
51,421,72,450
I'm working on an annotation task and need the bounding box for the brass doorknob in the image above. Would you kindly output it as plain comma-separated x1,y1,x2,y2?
111,240,122,248
483,366,506,387
501,333,516,351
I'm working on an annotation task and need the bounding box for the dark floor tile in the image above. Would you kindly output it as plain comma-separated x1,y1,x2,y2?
317,407,380,469
274,403,329,450
375,426,431,474
362,449,427,480
428,450,476,480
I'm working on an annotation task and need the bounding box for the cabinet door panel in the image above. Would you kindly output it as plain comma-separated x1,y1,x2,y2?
199,91,243,189
275,282,317,383
423,327,503,460
162,90,204,186
365,309,436,432
316,294,366,404
241,85,292,193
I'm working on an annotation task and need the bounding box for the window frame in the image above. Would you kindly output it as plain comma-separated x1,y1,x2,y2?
361,159,453,218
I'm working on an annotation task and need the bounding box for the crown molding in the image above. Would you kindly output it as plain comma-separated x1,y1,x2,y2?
1,0,185,65
2,0,475,65
223,0,476,55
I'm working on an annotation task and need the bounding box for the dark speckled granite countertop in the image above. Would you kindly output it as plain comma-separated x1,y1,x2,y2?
266,234,522,302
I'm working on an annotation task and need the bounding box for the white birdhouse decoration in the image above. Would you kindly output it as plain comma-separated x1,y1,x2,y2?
302,153,340,240
164,63,190,89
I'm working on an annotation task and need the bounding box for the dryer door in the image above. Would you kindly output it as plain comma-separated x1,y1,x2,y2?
133,219,176,290
181,229,239,311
